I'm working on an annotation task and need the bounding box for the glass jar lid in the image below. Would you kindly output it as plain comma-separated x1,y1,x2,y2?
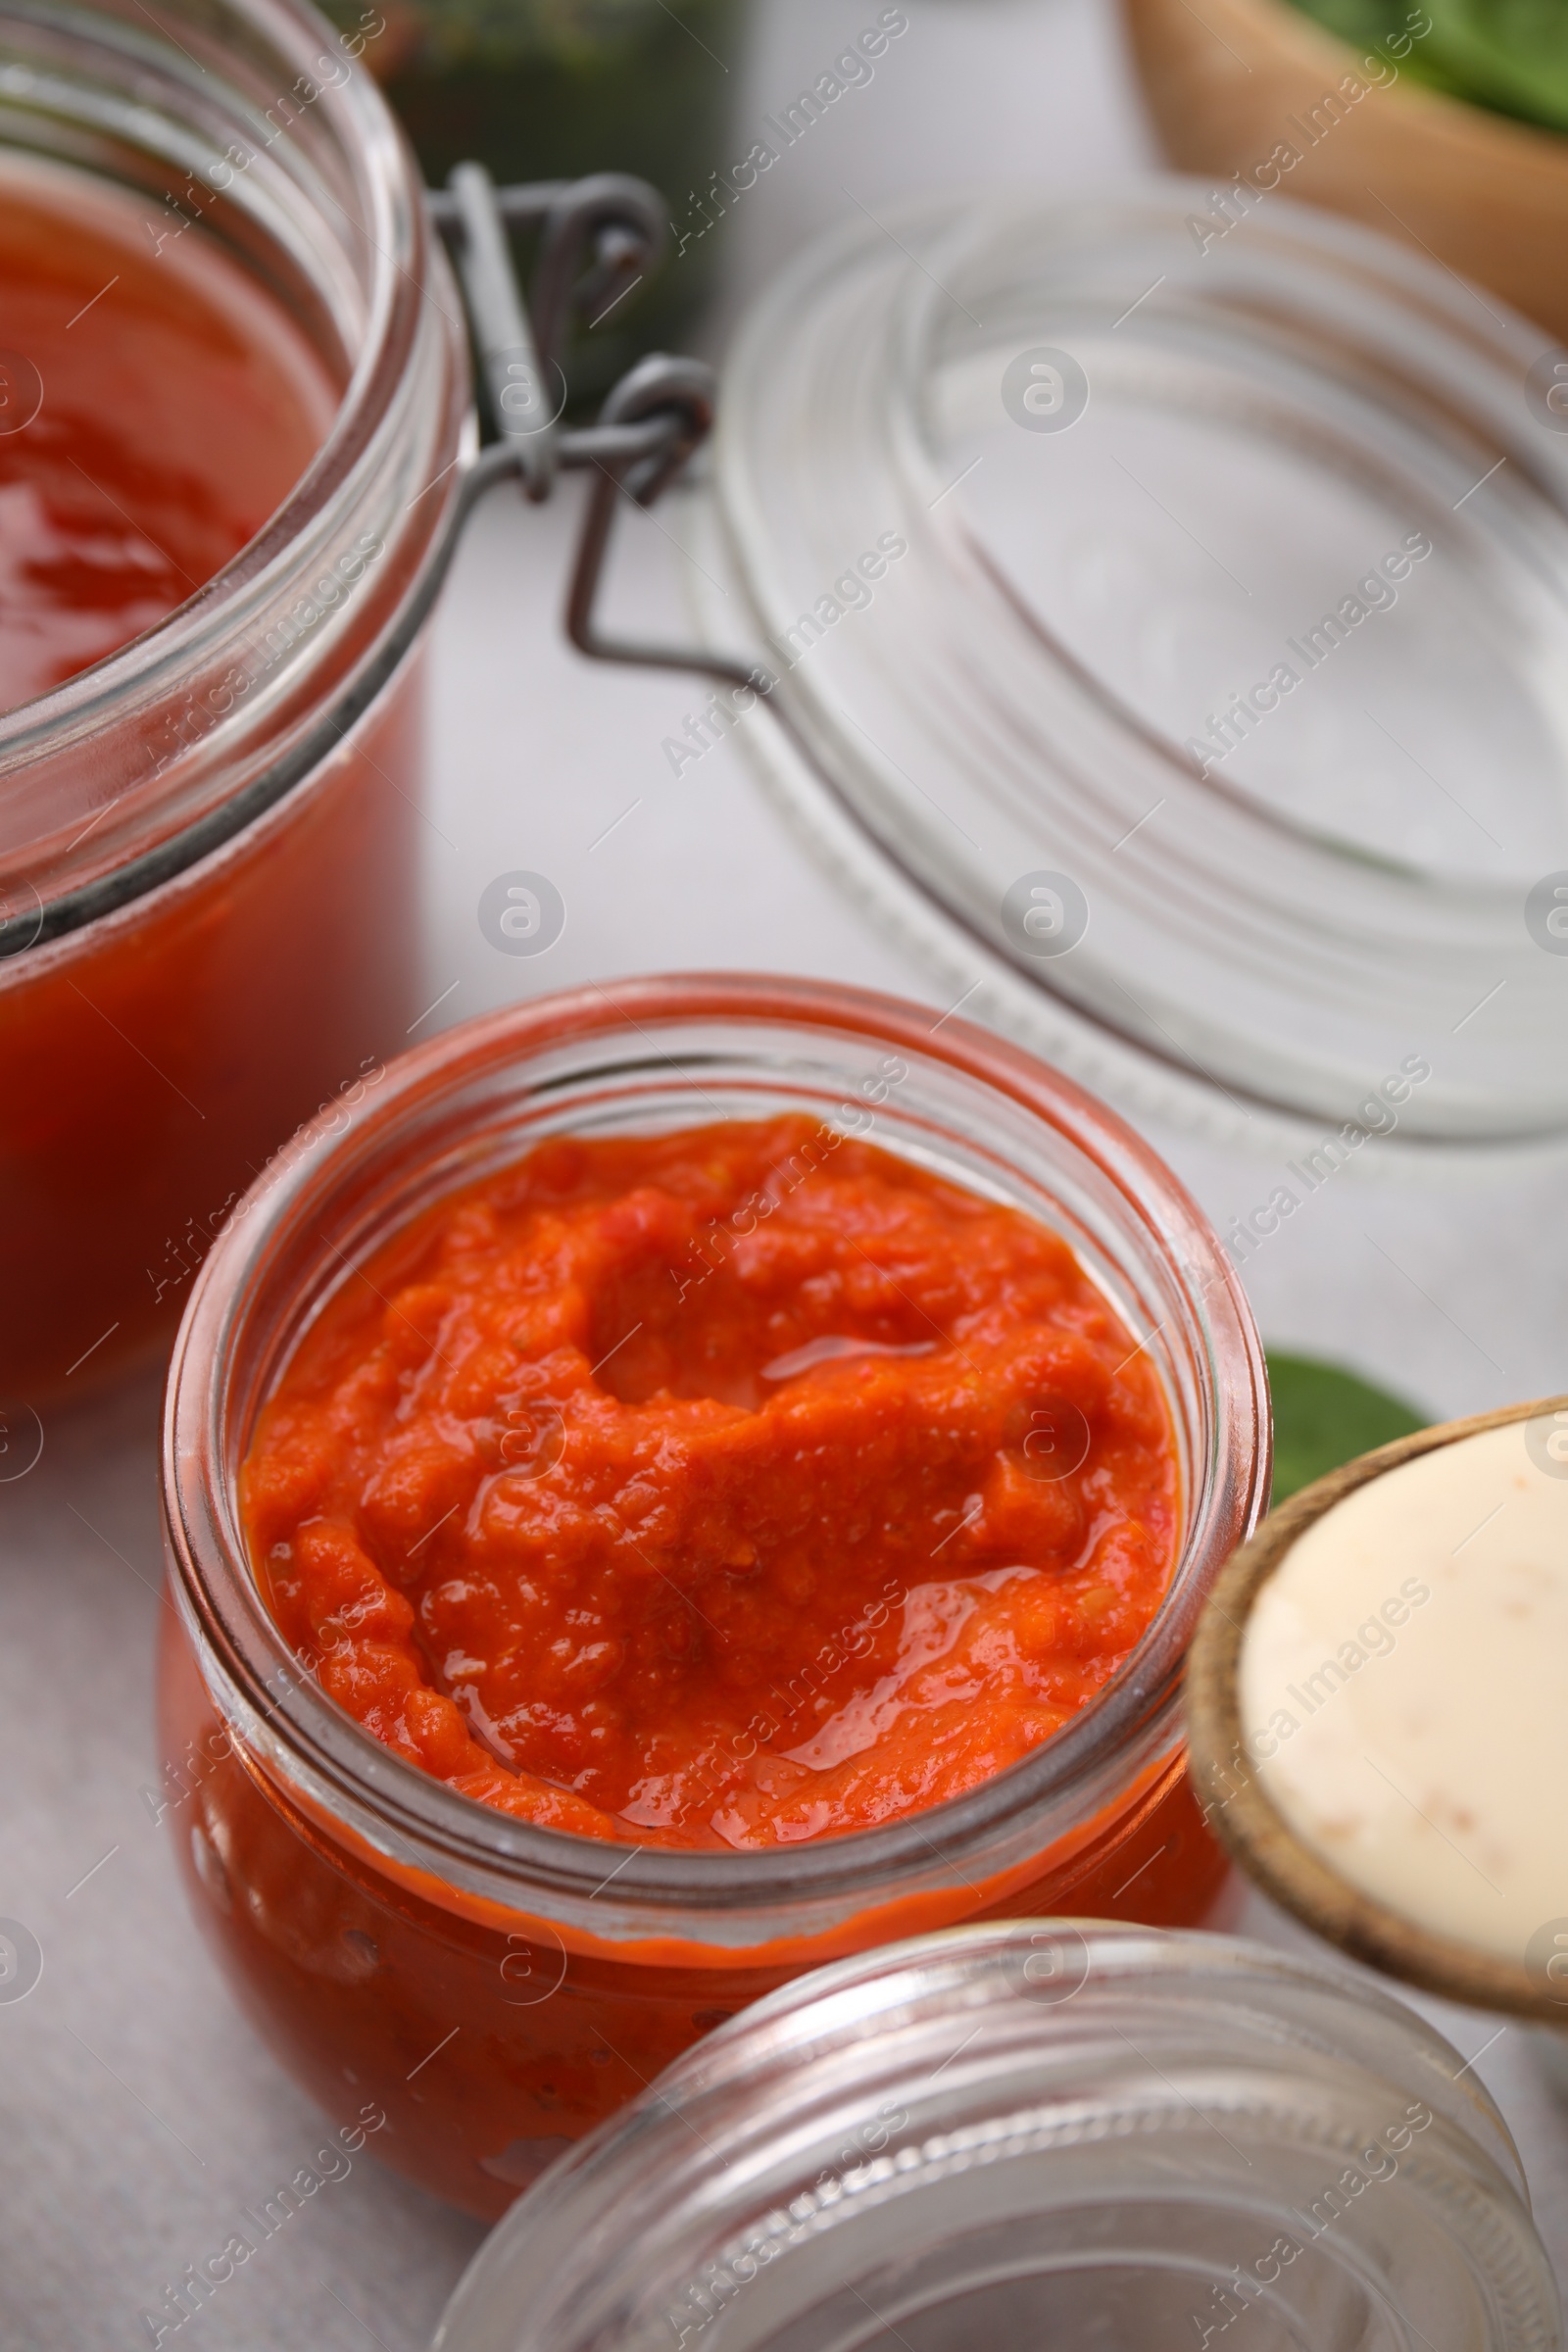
430,1920,1560,2350
693,184,1568,1150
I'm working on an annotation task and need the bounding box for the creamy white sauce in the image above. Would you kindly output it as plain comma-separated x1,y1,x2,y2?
1238,1416,1568,1962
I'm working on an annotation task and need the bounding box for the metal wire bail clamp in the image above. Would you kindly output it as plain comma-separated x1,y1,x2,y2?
428,166,768,699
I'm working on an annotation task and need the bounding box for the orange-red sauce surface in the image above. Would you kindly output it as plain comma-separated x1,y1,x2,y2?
0,152,336,712
243,1117,1179,1848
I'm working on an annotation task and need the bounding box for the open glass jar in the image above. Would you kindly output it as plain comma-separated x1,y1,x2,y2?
158,974,1267,2215
0,0,468,1398
430,1922,1562,2352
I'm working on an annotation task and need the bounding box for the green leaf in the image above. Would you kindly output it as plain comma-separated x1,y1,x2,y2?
1285,0,1568,134
1266,1350,1428,1503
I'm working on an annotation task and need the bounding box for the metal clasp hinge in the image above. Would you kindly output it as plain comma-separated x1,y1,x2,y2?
428,167,768,699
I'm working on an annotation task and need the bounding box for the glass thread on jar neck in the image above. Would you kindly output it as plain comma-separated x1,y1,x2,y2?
428,1921,1559,2352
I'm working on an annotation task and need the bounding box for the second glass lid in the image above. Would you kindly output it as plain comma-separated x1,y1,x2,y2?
695,182,1568,1148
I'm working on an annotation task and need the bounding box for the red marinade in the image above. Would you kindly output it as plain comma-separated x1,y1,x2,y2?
244,1117,1181,1849
0,151,335,710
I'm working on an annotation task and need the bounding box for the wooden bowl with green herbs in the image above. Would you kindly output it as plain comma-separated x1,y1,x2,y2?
1122,0,1568,344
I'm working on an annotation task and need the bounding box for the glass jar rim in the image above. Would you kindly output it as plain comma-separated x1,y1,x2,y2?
162,973,1269,1936
0,0,466,938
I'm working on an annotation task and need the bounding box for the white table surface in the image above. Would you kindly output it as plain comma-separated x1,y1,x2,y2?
4,4,1567,2344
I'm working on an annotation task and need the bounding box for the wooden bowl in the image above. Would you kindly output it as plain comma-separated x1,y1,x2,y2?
1187,1392,1568,2021
1121,0,1568,345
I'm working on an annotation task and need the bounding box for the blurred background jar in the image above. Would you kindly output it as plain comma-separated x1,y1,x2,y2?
0,0,468,1402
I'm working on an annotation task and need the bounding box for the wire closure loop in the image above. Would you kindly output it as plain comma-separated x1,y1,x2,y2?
430,167,770,699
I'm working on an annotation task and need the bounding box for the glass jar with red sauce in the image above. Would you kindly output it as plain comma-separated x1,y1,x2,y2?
0,0,467,1397
159,974,1269,2218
